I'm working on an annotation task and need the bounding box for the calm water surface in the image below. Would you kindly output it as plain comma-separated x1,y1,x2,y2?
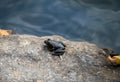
0,0,120,53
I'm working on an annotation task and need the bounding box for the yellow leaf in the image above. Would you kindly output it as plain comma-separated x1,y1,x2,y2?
112,56,120,64
0,29,13,36
107,55,120,64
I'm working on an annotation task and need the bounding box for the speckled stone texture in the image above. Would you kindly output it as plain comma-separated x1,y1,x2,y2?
0,35,120,82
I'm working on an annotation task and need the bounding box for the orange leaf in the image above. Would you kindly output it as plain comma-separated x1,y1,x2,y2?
0,29,13,36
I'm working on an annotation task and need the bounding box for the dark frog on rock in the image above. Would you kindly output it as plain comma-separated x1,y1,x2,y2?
44,39,66,56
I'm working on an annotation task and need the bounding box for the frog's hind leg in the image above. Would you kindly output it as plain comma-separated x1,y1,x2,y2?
53,50,64,60
54,49,65,55
59,41,66,47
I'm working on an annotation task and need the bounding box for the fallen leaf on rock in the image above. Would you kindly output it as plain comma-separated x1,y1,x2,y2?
107,55,120,64
0,29,13,36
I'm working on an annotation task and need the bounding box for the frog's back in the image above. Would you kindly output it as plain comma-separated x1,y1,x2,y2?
50,40,64,48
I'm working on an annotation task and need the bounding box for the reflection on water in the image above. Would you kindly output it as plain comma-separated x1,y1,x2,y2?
0,0,120,53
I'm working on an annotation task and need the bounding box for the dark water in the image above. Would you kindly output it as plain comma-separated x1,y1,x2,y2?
0,0,120,53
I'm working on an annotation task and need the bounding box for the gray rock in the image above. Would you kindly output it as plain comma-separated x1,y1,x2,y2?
0,35,120,82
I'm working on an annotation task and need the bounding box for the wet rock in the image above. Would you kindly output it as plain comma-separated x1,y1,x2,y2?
0,35,120,82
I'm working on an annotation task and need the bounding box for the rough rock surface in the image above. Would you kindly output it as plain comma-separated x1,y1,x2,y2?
0,35,120,82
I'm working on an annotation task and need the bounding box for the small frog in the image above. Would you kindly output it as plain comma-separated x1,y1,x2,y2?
44,39,66,56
